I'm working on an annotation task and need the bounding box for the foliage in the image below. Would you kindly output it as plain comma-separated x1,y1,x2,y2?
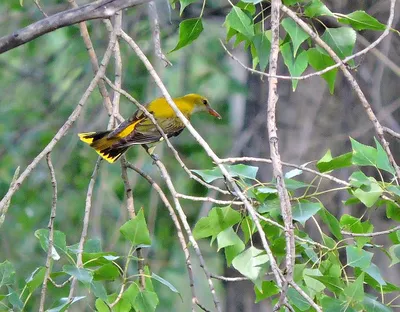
0,0,399,311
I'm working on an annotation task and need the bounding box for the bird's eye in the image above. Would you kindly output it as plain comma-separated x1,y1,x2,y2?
202,99,208,105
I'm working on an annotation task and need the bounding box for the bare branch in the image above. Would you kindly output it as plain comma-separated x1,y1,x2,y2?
148,1,172,67
267,1,295,310
384,126,400,140
342,225,400,237
68,158,102,299
67,0,114,116
39,154,58,312
0,0,151,54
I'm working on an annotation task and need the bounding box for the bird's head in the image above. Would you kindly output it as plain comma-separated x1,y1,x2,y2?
183,94,222,119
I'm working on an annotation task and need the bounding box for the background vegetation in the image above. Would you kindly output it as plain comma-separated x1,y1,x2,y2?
0,0,400,311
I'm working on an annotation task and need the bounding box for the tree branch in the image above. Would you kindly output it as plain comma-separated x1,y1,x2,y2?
0,0,151,54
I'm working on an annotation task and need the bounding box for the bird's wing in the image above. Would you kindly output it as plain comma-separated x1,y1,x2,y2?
109,117,185,148
106,110,145,139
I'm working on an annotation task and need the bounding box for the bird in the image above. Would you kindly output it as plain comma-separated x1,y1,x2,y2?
78,93,221,163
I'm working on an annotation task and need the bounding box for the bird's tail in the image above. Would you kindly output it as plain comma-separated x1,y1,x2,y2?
78,131,128,163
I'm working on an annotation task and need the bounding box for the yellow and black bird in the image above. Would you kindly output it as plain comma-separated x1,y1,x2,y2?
78,94,221,163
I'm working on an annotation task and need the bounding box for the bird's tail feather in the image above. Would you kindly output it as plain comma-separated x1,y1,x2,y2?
78,131,127,163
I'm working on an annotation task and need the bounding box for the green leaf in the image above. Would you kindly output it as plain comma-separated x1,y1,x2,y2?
91,281,108,301
120,209,151,246
318,207,342,240
364,263,386,286
303,268,325,296
284,178,311,190
281,18,310,56
307,48,338,94
254,280,279,303
321,27,357,64
386,201,400,222
63,265,93,284
95,299,109,312
179,0,197,15
321,296,356,312
351,138,377,166
225,6,254,39
344,273,365,303
292,200,322,224
134,290,159,312
82,252,119,267
251,32,271,71
193,206,241,240
151,273,181,298
340,215,373,247
7,287,23,311
236,1,256,15
93,263,119,281
346,246,373,269
232,246,269,282
304,0,334,17
0,260,15,287
35,229,67,260
280,43,308,91
26,267,46,293
389,244,400,266
363,295,393,312
349,172,383,207
217,227,243,251
337,11,386,31
84,239,102,253
310,275,345,295
192,164,258,183
224,238,245,266
317,150,353,172
121,282,140,305
170,18,203,52
375,138,395,174
287,286,311,311
48,296,85,312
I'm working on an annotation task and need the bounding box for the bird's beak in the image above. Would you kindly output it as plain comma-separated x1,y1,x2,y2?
207,107,222,119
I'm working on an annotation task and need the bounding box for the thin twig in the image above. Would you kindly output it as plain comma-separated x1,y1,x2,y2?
383,126,400,140
0,167,19,228
67,0,114,116
39,154,58,312
176,193,243,206
342,225,400,237
68,158,101,299
126,162,205,312
148,1,172,67
289,281,322,312
210,274,249,282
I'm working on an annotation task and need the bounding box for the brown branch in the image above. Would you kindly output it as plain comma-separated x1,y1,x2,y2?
39,154,58,312
68,158,102,299
148,1,172,67
384,126,400,140
0,167,19,228
267,1,295,310
0,0,151,54
67,0,114,116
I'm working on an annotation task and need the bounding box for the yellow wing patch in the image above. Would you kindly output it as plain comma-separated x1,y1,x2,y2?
95,149,120,163
116,118,144,139
78,132,96,144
